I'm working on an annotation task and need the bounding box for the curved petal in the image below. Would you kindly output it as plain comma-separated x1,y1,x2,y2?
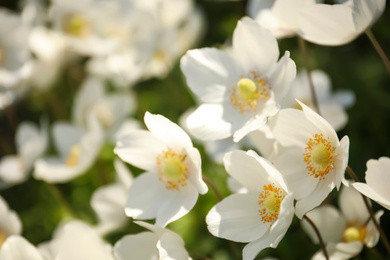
364,210,384,247
144,112,193,151
114,232,159,260
352,0,386,32
339,185,369,223
180,48,237,103
320,103,348,131
365,157,390,202
0,156,27,185
206,193,268,243
157,232,190,260
185,148,208,194
233,17,279,74
52,123,84,158
352,182,390,210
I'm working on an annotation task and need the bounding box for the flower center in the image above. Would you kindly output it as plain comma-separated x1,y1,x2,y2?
156,149,188,191
229,71,271,113
258,183,285,224
65,145,81,167
304,133,337,180
62,13,91,38
342,223,366,243
0,229,7,248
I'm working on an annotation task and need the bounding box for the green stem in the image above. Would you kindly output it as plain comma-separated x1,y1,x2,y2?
202,175,223,202
303,214,329,260
45,183,79,219
366,29,390,75
298,37,321,116
346,166,390,255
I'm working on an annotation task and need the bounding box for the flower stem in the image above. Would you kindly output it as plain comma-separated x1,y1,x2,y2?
303,214,329,260
365,29,390,75
202,175,223,202
298,37,321,116
346,165,390,254
45,183,79,219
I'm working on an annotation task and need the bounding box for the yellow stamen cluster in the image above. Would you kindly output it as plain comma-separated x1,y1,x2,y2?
304,133,337,180
229,71,271,113
65,145,81,167
0,229,7,248
62,13,91,38
342,223,366,243
258,183,285,224
156,149,188,191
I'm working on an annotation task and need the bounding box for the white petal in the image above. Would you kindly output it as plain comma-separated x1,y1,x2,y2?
313,242,363,260
114,130,166,172
352,0,386,32
320,103,348,131
157,232,190,260
339,185,369,223
364,210,384,247
268,51,296,103
185,148,208,194
180,48,237,103
0,156,27,184
155,182,199,227
114,232,159,260
365,157,390,203
301,205,346,244
242,230,273,260
186,104,232,141
0,236,44,260
0,196,22,236
233,17,279,74
352,182,390,210
52,123,84,159
144,112,193,151
113,159,133,190
206,193,268,243
298,3,356,45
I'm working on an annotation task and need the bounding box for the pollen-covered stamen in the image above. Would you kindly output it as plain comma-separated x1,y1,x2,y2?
258,183,285,224
0,229,7,248
65,145,81,167
156,149,188,191
342,223,366,243
304,133,337,180
62,13,91,37
229,71,271,113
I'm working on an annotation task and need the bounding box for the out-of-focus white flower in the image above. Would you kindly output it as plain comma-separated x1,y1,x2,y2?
0,196,22,249
33,116,103,183
353,157,390,211
115,112,208,227
91,159,133,235
206,150,294,260
0,8,32,107
298,0,386,46
181,17,296,142
301,185,383,260
0,236,44,260
114,221,191,260
271,101,349,218
72,76,136,141
282,70,355,131
0,121,47,186
38,220,114,260
28,26,68,89
49,0,125,56
20,0,47,26
247,0,315,38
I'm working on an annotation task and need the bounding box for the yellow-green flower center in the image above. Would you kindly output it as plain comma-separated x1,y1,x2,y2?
229,71,271,113
65,145,81,167
258,183,285,224
62,13,91,38
237,78,257,101
0,229,7,248
156,149,188,191
342,224,366,243
304,133,337,180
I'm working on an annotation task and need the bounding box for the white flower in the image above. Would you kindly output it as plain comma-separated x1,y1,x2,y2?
282,69,355,131
0,8,32,90
34,116,103,183
0,196,22,249
247,0,315,38
91,159,133,235
298,0,386,46
352,157,390,211
181,17,296,142
0,236,44,260
72,76,136,140
206,150,294,260
114,221,191,260
0,121,47,186
114,112,208,227
38,220,114,260
271,101,349,218
301,185,383,260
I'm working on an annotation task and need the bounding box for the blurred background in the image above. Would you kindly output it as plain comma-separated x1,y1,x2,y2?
0,0,389,259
